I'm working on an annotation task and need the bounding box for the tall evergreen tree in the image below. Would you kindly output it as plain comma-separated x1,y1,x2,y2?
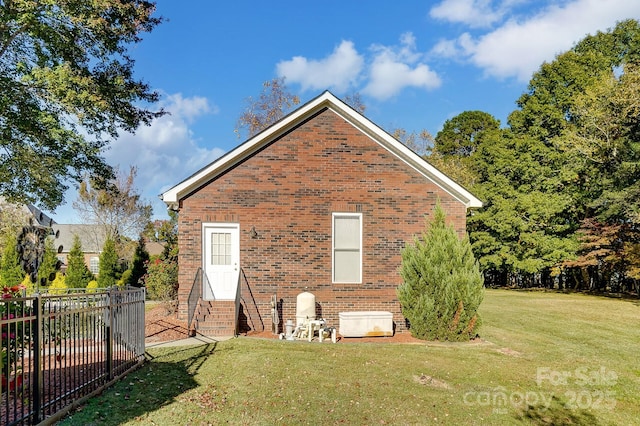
65,235,93,289
397,203,484,341
38,237,60,287
97,238,120,288
0,234,25,287
126,237,149,287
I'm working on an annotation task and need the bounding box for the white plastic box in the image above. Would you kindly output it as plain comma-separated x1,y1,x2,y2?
339,311,394,337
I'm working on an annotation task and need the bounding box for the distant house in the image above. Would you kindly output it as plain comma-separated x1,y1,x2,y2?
51,224,109,275
162,91,482,337
3,200,163,279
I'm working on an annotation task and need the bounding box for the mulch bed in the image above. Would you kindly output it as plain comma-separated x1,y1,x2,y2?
144,302,425,344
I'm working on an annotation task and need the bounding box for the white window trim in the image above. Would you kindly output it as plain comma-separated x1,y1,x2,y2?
332,212,363,284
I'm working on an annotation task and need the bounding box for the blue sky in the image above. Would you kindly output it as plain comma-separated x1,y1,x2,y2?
52,0,640,223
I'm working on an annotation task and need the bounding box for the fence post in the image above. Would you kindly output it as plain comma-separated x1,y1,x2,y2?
106,288,113,381
32,294,43,424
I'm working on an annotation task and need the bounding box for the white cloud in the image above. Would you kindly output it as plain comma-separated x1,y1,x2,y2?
104,93,224,220
432,0,640,82
277,33,441,101
276,40,364,92
430,0,505,28
363,33,441,100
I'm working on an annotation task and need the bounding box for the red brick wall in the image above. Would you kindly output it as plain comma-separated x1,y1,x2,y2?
177,108,468,333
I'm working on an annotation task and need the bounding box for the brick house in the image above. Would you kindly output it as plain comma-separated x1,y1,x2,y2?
161,91,482,337
51,224,109,275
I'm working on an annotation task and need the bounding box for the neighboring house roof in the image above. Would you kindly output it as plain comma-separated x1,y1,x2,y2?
161,91,483,209
26,204,57,227
51,224,110,254
146,241,165,257
0,197,56,228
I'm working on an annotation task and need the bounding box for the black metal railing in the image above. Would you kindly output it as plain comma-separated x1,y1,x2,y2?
187,268,203,334
1,287,145,425
239,269,264,333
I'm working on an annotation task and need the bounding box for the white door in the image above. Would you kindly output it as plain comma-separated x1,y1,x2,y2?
203,223,240,300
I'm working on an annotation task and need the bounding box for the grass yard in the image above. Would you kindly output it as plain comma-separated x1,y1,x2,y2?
59,290,640,425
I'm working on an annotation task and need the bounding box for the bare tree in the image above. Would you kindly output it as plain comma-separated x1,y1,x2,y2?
391,128,434,157
343,92,366,114
235,78,300,139
73,166,152,241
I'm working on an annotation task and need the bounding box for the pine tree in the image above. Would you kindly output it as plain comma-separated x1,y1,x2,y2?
397,203,484,341
65,235,93,288
97,238,119,288
0,234,25,287
126,237,149,287
38,237,60,287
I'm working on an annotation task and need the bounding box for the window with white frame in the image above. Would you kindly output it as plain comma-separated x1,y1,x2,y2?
332,213,362,283
90,256,100,275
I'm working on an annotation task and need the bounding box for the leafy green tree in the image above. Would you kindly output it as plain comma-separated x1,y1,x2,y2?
65,235,93,289
0,0,164,210
397,203,484,341
144,210,178,261
429,111,502,189
98,238,120,288
145,257,178,301
461,20,640,289
435,111,500,157
509,19,640,141
467,132,580,284
0,234,24,287
560,63,640,225
555,63,640,290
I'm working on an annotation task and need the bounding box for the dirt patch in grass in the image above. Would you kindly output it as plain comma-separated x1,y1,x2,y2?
413,374,451,389
497,347,522,357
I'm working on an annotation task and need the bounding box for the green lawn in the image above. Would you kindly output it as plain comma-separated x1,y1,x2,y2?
60,290,640,425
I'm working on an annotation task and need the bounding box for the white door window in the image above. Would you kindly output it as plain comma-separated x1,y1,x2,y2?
203,224,240,300
332,213,362,283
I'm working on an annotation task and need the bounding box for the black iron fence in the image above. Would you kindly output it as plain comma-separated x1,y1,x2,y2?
1,287,145,425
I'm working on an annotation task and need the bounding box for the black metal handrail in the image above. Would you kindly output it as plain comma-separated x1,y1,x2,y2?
239,269,264,333
187,268,203,333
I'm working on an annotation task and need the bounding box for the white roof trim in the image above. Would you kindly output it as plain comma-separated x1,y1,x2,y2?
161,91,482,209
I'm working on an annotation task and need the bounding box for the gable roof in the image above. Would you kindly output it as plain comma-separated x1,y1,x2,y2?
161,91,482,209
51,224,109,254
